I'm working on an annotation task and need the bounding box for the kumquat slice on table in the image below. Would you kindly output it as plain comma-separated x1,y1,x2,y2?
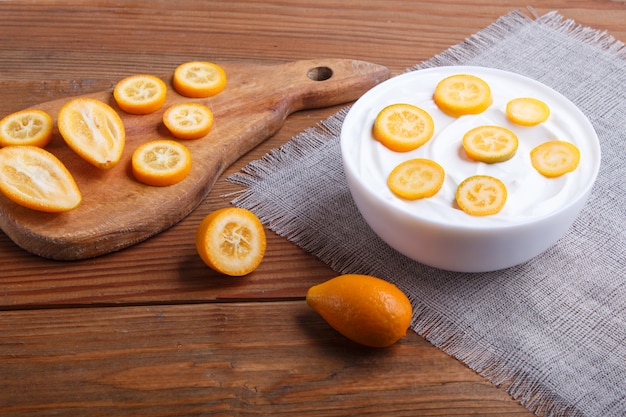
372,103,435,152
462,125,519,163
113,74,167,115
433,74,493,117
131,140,192,187
163,102,214,140
387,158,445,200
506,97,550,126
195,207,266,277
0,109,54,148
173,61,227,98
530,140,580,178
456,175,507,216
0,145,81,212
57,97,126,169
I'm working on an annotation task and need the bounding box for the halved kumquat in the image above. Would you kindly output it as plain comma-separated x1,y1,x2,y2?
530,140,580,178
196,207,266,277
131,140,192,187
114,74,167,115
388,158,445,200
173,61,227,98
373,103,435,152
0,109,53,147
462,125,518,163
456,175,507,216
0,145,81,212
163,102,214,140
433,74,492,117
57,97,126,169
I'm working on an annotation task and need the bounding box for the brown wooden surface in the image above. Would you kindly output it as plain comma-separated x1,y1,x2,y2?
0,58,389,260
0,1,623,416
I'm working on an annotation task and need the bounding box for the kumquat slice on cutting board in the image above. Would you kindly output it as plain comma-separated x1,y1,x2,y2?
173,61,227,98
195,207,266,277
387,158,445,200
462,125,519,163
131,140,192,187
456,175,507,216
57,97,126,169
0,145,81,212
372,103,435,152
530,140,580,178
433,74,493,117
0,109,54,148
113,74,167,115
163,102,214,140
506,97,550,126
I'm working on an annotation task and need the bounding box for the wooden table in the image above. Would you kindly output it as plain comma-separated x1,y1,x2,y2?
0,1,623,415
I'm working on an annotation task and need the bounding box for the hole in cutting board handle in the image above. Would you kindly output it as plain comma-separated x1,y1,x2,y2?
307,66,333,81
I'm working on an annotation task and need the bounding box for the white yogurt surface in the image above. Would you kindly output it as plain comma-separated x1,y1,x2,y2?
342,66,601,227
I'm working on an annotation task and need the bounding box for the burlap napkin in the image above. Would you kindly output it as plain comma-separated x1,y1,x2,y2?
229,10,625,417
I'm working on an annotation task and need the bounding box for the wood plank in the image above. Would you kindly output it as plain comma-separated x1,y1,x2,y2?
0,301,530,416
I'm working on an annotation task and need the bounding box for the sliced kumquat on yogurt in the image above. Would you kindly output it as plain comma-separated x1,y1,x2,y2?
506,97,550,126
372,103,435,152
433,74,492,117
462,125,519,163
530,140,580,178
456,175,507,216
387,158,445,200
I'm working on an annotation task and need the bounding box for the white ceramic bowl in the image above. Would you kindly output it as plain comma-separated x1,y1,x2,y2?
340,66,601,272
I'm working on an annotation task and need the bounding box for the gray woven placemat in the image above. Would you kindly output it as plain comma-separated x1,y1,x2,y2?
229,10,626,417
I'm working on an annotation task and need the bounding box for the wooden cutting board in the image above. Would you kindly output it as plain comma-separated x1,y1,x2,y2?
0,59,390,260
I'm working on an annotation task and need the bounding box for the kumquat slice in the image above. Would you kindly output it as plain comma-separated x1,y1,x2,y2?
456,175,507,216
0,109,54,148
433,74,493,117
173,61,227,98
113,74,167,115
462,125,519,163
506,97,550,126
57,97,126,169
388,158,445,200
195,207,266,277
372,103,435,152
530,140,580,178
131,140,192,187
163,102,214,140
0,145,81,212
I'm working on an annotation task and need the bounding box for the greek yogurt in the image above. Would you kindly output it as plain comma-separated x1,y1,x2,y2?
342,66,601,228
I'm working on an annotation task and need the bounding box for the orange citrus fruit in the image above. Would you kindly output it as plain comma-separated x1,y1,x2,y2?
530,140,580,178
131,140,192,187
506,97,550,126
0,109,54,148
306,274,413,348
163,102,214,140
387,158,445,200
57,97,126,169
462,125,519,163
113,74,167,115
195,207,266,277
0,145,81,212
173,61,227,98
372,103,435,152
456,175,507,216
433,74,492,117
